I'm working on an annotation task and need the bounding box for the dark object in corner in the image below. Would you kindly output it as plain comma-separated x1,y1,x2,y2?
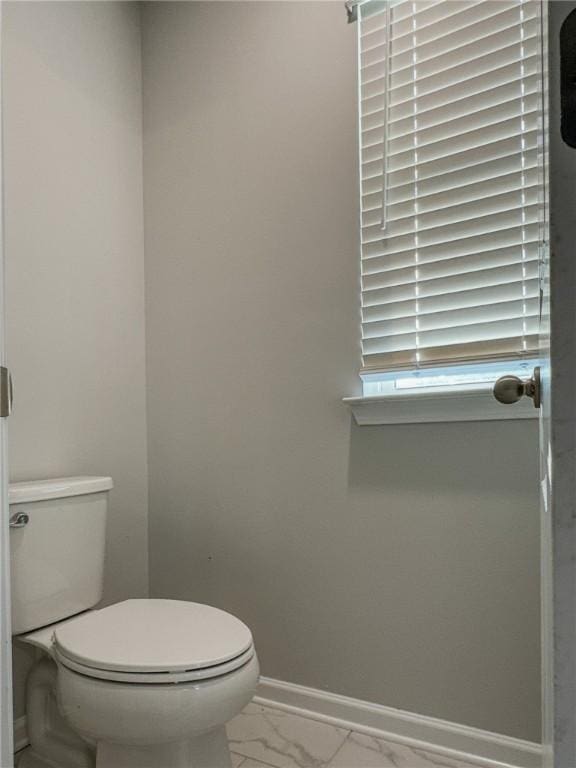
561,9,576,147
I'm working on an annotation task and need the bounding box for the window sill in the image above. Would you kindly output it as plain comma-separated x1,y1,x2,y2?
343,385,538,425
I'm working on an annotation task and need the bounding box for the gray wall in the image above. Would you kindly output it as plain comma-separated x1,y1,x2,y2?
142,2,541,741
3,1,149,718
2,0,542,742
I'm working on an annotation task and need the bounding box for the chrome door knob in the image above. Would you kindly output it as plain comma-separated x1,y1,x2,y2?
493,367,541,408
493,375,525,404
9,512,29,529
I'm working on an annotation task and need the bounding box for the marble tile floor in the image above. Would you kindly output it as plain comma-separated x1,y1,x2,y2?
227,704,504,768
16,703,508,768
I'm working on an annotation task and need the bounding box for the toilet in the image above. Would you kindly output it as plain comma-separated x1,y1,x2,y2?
9,476,259,768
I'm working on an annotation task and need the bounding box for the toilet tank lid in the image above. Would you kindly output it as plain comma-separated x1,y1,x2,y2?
9,476,113,505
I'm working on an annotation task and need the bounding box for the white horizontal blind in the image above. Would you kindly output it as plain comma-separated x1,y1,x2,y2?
358,0,545,373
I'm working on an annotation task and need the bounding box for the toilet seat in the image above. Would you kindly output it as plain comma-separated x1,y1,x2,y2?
55,644,255,684
52,598,254,684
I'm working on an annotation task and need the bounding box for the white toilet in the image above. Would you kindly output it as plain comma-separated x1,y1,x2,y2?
9,476,259,768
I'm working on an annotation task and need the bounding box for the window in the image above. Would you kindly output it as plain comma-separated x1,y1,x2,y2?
355,0,546,400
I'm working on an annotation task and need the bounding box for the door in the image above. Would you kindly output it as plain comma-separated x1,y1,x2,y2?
542,2,576,766
493,6,576,760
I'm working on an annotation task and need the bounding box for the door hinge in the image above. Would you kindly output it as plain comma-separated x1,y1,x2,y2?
0,367,13,417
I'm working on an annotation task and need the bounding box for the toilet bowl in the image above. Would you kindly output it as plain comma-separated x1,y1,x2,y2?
18,599,259,768
10,478,259,768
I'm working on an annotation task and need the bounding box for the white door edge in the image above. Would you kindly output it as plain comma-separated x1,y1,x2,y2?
0,1,14,764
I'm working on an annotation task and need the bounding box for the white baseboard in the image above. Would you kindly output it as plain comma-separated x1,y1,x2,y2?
254,677,543,768
14,715,29,753
13,679,543,768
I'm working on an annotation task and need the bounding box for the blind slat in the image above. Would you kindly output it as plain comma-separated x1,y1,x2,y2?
363,298,540,342
362,336,540,372
363,224,540,275
362,185,540,233
362,207,539,258
363,265,539,309
384,2,536,54
363,316,538,355
363,161,539,205
363,245,539,291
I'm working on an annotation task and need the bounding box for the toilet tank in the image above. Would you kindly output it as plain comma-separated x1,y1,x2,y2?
9,476,113,635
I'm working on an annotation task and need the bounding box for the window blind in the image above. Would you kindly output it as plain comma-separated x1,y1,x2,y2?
358,0,545,374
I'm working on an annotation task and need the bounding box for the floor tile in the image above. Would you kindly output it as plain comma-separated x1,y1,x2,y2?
327,732,492,768
15,709,508,768
227,703,349,768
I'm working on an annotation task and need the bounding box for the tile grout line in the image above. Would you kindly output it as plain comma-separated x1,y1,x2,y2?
323,731,353,768
236,757,291,768
231,749,294,768
322,721,352,766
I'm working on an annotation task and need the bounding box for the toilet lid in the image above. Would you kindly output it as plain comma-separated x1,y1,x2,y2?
53,599,253,674
55,644,255,684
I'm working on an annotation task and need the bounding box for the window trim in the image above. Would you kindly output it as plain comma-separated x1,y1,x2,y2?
343,385,538,425
347,0,546,423
344,358,540,424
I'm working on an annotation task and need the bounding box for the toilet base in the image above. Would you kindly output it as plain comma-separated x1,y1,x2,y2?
18,727,233,768
17,747,60,768
21,645,258,768
95,727,232,768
